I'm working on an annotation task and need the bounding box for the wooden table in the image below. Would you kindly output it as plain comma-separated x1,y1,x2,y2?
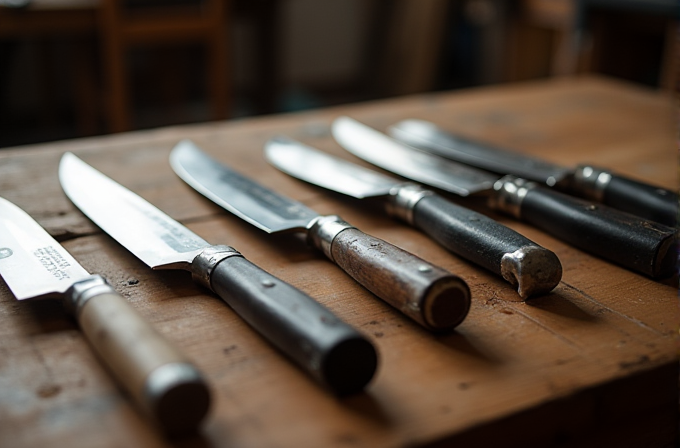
0,76,677,447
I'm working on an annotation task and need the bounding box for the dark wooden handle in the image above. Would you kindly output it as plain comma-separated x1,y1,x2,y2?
566,166,677,226
601,174,677,227
208,255,377,395
412,194,561,299
329,228,470,331
518,186,676,278
72,279,210,434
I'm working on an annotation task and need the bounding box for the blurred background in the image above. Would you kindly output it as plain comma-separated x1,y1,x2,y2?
0,0,677,148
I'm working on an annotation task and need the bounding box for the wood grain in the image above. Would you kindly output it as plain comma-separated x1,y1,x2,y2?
0,76,677,447
330,227,471,331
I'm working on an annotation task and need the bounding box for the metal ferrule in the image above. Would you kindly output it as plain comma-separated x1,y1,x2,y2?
488,175,538,219
64,274,116,316
142,361,206,414
385,183,434,225
306,215,355,262
191,245,243,290
571,165,612,201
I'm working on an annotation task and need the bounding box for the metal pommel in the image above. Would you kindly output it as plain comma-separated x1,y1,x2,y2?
489,175,538,219
571,165,612,201
500,246,562,299
143,361,211,434
307,215,355,262
64,274,116,316
191,245,243,290
385,183,434,225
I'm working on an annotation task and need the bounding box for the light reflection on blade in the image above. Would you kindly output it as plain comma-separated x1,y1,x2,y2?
170,140,320,234
0,197,90,299
264,136,399,199
332,117,498,197
59,153,209,270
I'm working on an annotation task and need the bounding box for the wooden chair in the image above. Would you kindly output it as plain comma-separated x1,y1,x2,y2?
0,0,99,137
98,0,230,132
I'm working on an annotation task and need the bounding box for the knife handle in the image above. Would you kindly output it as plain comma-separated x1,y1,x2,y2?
192,246,377,396
65,275,210,434
307,216,471,331
569,165,677,227
384,185,561,299
490,176,677,278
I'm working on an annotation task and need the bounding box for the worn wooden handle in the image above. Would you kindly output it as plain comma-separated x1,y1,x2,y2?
67,276,210,433
568,166,678,227
313,220,470,331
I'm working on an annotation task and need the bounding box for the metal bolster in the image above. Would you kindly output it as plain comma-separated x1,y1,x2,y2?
488,175,538,219
571,165,612,201
307,215,355,262
64,274,116,316
142,362,205,414
385,183,434,225
191,245,243,290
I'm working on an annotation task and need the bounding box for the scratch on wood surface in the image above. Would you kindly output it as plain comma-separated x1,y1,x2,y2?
504,304,581,350
560,282,666,338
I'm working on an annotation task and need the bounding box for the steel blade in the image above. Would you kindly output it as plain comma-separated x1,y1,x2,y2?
332,117,498,196
0,197,90,300
59,153,210,270
265,136,401,199
170,139,320,234
389,119,572,186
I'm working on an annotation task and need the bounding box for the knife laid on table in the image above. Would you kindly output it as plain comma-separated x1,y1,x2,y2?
170,140,471,332
389,119,678,227
333,117,676,279
59,153,377,396
0,196,210,433
264,136,562,300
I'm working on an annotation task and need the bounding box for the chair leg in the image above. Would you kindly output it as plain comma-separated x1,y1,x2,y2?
207,0,230,121
100,0,130,133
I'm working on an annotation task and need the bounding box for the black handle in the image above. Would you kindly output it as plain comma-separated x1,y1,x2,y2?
602,174,677,227
205,252,377,396
411,193,562,298
568,166,677,226
491,177,676,278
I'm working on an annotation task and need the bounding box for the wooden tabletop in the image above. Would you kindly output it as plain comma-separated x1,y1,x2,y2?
0,76,677,448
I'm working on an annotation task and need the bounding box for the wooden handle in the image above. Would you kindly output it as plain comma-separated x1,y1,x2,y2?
66,276,210,433
308,217,470,331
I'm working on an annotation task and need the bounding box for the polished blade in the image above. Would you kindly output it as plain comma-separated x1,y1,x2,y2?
332,117,498,196
170,140,320,234
59,153,210,270
265,136,401,199
389,119,572,186
0,197,90,300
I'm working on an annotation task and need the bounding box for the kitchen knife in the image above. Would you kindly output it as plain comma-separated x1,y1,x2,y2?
59,153,377,396
170,140,471,332
389,119,678,226
333,117,676,279
264,136,562,300
0,196,210,433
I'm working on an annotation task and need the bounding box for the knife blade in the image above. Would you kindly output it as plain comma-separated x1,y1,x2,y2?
332,117,676,279
59,153,377,396
0,196,210,433
264,136,562,300
170,140,471,331
389,119,678,226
